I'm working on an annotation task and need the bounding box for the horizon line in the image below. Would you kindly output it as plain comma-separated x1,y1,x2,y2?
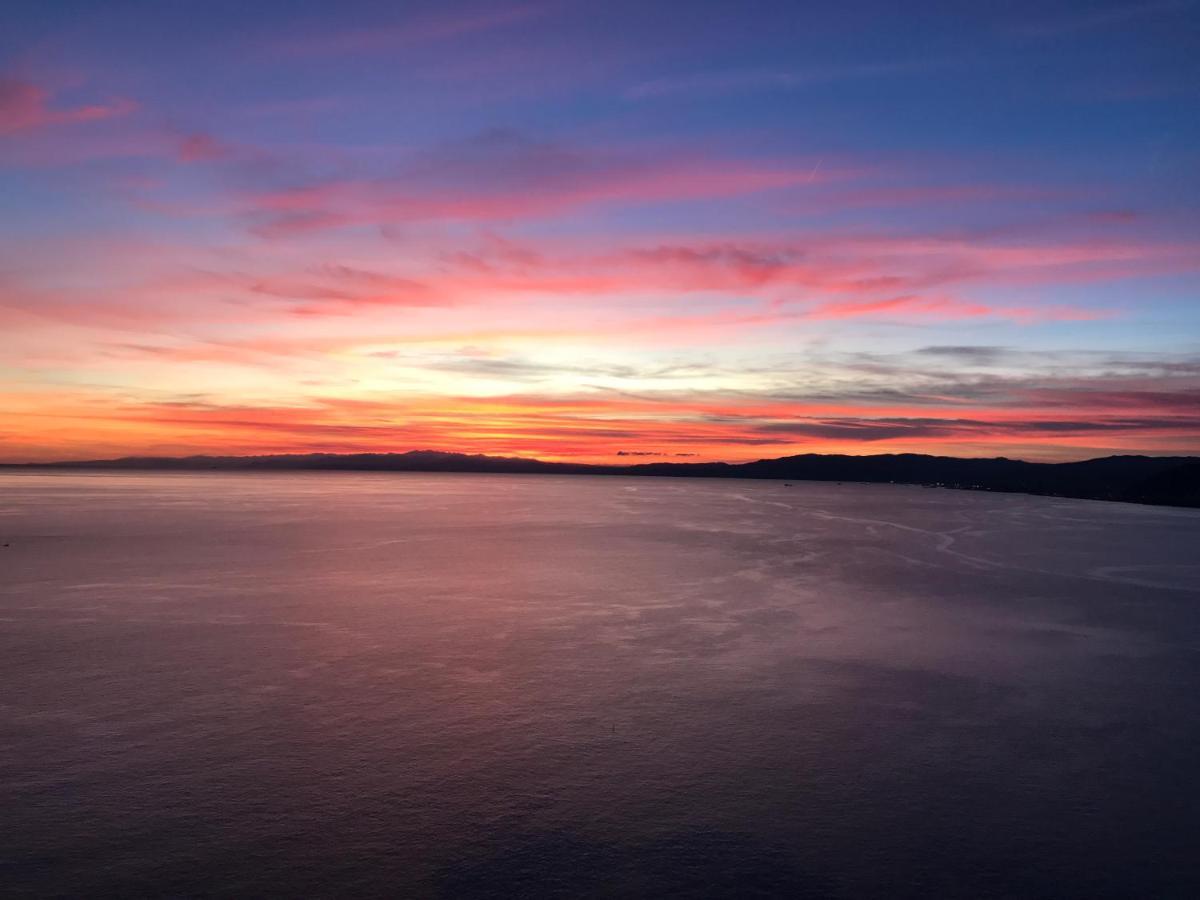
5,448,1199,468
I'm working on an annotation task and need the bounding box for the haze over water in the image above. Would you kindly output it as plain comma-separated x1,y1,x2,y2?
3,471,1199,897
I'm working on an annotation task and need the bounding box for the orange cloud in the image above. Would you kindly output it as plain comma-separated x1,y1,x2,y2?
4,378,1198,465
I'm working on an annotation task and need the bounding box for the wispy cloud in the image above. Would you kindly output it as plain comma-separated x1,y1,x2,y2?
0,77,136,135
804,295,1109,323
1010,0,1194,38
269,3,553,57
242,130,843,236
626,59,945,100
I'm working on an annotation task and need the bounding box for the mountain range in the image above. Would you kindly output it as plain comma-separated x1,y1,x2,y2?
7,450,1199,508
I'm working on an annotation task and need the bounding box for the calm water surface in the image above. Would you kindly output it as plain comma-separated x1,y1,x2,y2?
2,472,1199,897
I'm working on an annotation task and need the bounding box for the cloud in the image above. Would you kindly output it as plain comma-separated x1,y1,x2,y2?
418,354,640,381
246,265,447,314
6,341,1199,462
4,222,1161,348
807,295,1109,323
427,232,1154,326
1011,0,1194,37
269,3,553,56
450,229,1195,299
755,414,1200,441
7,376,1197,465
916,346,1011,362
626,59,944,100
0,78,136,135
243,130,841,236
176,132,233,162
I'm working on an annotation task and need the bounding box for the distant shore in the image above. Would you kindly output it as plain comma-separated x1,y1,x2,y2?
4,450,1198,509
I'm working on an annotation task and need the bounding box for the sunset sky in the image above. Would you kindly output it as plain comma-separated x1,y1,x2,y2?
2,0,1198,463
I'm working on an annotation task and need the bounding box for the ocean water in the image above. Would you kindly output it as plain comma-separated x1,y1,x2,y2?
1,471,1199,898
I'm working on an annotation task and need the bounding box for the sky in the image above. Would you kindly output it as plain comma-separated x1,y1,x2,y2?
1,0,1198,464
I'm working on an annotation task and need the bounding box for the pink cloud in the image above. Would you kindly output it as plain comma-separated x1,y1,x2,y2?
246,157,826,235
425,232,1178,321
4,216,1167,345
793,184,1048,214
247,265,448,314
804,294,1111,323
806,295,992,320
243,131,847,235
176,132,232,162
0,78,136,135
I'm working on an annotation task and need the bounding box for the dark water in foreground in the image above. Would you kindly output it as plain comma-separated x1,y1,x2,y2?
2,472,1199,898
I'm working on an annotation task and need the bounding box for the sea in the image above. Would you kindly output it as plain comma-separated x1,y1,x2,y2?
2,471,1199,898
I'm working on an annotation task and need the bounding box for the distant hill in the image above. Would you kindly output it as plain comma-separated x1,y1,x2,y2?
1122,461,1200,508
5,449,1199,508
28,450,601,475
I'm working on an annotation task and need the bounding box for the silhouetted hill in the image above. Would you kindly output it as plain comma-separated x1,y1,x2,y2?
1122,461,1200,508
6,450,1199,508
47,450,603,475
